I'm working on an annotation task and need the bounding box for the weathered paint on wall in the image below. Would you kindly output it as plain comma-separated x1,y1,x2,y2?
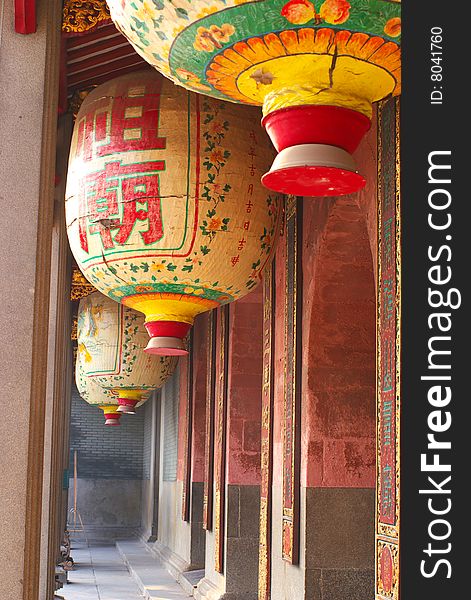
302,196,376,489
227,291,263,486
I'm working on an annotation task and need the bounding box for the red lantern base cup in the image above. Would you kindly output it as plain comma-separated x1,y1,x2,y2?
117,398,139,414
144,320,191,356
104,413,121,426
261,105,370,197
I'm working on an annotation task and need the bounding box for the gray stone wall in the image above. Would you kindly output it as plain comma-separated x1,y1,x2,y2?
69,384,145,479
162,365,180,482
304,488,375,600
68,384,147,536
142,398,153,480
68,479,142,530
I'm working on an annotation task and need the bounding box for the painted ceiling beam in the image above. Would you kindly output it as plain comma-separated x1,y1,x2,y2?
15,0,37,34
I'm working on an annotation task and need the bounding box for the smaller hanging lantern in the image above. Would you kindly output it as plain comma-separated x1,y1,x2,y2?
77,291,178,413
75,356,122,426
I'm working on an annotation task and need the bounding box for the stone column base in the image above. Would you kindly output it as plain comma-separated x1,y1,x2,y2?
150,539,191,581
304,487,375,600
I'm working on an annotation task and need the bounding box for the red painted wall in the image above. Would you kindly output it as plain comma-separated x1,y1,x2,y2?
183,118,378,492
191,313,210,483
272,121,378,490
355,107,379,283
302,198,376,488
176,313,210,483
226,290,263,485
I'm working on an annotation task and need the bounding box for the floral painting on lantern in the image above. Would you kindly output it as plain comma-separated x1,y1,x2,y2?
107,0,401,105
77,293,177,390
66,72,281,328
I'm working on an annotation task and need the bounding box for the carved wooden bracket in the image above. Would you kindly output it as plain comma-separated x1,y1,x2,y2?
70,266,96,301
62,0,111,35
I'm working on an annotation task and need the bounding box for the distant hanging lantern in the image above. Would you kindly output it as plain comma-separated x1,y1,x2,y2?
75,355,122,426
107,0,401,196
66,71,280,355
77,291,177,413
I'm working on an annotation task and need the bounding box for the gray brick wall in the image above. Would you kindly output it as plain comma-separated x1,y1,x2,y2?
162,365,180,482
142,397,154,480
69,384,145,479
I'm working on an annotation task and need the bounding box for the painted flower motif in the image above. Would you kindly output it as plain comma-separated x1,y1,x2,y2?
209,149,225,164
196,6,219,18
135,285,153,292
134,0,157,22
210,121,226,134
319,0,351,25
211,182,224,195
194,24,235,52
150,262,165,272
175,68,212,91
207,217,222,231
384,17,401,38
172,25,186,37
78,342,92,363
281,0,316,25
176,68,198,82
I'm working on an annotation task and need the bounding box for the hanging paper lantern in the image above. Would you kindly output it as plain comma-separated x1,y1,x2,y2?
77,291,177,413
75,355,122,426
66,71,280,355
106,0,401,196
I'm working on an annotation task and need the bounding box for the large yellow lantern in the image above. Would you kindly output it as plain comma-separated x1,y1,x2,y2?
77,291,178,413
107,0,401,197
75,354,122,426
66,71,280,355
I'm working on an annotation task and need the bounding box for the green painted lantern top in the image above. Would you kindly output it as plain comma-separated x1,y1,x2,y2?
107,0,401,116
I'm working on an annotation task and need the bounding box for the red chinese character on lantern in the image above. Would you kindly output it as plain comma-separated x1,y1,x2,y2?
231,255,240,267
76,78,166,162
243,220,251,231
78,159,165,253
237,237,246,251
248,147,256,176
245,200,253,214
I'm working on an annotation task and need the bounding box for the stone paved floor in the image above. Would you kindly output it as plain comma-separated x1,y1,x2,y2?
59,538,145,600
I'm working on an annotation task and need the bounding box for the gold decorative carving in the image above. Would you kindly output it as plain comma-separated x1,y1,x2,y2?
181,332,194,522
62,0,110,34
375,98,401,598
258,262,275,600
376,540,399,600
282,196,301,565
70,266,96,300
203,313,216,530
214,306,229,574
71,316,78,341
